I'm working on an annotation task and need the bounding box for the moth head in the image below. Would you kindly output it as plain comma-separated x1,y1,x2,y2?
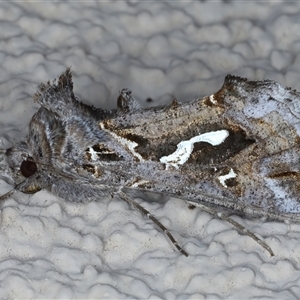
1,68,110,199
4,140,41,194
3,107,57,195
5,140,34,179
5,106,54,178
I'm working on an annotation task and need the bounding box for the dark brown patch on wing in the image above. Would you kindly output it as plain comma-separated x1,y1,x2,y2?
85,144,121,162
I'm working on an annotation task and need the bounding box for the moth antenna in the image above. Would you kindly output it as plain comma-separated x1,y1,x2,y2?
0,178,28,201
187,201,274,256
118,191,189,257
0,178,42,201
0,189,15,201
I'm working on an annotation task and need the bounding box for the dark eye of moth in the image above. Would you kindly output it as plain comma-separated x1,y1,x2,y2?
20,157,37,177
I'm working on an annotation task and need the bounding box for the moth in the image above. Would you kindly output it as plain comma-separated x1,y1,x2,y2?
2,68,300,257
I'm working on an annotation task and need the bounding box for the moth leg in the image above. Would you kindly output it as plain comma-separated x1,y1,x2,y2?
117,191,189,257
218,212,274,256
187,201,274,256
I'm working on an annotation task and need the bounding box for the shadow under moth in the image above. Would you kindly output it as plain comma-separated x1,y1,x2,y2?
2,68,300,257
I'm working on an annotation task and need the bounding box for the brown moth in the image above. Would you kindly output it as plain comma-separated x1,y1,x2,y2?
2,68,300,256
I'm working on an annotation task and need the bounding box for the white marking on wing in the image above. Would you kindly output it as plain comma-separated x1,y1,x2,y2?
218,168,237,188
160,129,229,169
209,94,218,104
99,123,144,162
131,180,149,188
88,147,98,161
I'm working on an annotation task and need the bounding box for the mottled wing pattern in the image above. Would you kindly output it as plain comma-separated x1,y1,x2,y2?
3,69,300,256
4,70,300,221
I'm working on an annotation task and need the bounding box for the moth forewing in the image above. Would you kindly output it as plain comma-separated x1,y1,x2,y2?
2,68,300,257
105,74,300,218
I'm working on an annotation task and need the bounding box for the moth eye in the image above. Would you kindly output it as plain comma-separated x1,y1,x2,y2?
20,158,37,177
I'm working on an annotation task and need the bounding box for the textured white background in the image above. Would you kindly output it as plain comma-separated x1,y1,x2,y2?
1,2,300,299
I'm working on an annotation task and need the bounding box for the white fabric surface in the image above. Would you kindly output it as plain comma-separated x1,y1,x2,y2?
1,2,300,299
